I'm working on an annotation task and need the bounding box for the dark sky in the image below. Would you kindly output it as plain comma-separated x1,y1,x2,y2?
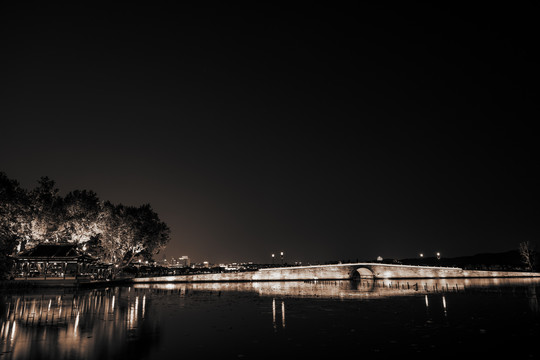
1,3,538,264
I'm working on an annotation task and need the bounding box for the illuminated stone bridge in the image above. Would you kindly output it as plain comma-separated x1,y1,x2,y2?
132,263,540,283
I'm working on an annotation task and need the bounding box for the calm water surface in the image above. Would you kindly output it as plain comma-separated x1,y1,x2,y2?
1,278,539,359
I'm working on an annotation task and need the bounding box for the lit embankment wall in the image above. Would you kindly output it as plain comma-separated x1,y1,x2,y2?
362,264,540,279
132,263,540,283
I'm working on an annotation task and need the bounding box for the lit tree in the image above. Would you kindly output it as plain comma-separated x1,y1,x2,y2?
91,202,170,269
0,172,32,254
1,172,171,272
0,172,30,277
92,202,135,265
519,241,536,271
127,204,170,264
62,190,103,245
26,177,64,245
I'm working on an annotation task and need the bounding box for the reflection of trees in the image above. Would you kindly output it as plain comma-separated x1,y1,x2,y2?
0,288,159,360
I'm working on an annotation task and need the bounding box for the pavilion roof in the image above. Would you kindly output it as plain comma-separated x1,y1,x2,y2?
17,243,82,258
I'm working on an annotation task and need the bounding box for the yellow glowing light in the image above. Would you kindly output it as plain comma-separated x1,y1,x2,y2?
142,296,146,318
272,298,276,330
74,311,80,336
10,321,16,341
281,301,286,328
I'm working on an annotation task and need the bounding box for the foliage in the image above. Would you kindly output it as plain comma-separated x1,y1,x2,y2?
62,190,103,244
0,172,171,274
0,173,29,256
0,173,27,278
26,176,63,245
93,202,170,269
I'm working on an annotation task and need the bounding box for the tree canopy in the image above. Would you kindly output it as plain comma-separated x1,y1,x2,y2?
0,172,170,274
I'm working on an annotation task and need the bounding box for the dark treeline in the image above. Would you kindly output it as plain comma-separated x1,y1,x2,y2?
380,250,537,271
324,248,537,271
0,172,170,278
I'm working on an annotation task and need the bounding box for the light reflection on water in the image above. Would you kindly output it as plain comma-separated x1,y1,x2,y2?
134,277,540,303
0,288,158,360
1,277,539,359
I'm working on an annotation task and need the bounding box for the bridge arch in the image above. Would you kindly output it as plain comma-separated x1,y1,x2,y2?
350,267,374,280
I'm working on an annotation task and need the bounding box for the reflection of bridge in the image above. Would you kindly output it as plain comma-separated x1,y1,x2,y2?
133,263,540,283
133,277,540,301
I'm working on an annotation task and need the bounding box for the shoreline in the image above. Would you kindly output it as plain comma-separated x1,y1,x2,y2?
3,263,540,289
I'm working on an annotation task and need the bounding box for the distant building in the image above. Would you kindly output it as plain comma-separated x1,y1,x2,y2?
191,261,211,269
178,256,190,267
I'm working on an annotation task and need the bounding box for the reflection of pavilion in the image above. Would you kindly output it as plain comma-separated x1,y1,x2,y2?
12,244,111,280
0,288,153,359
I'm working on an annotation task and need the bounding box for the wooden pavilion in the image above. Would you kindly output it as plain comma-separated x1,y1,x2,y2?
12,243,110,280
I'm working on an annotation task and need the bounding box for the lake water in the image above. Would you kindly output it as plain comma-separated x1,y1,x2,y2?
1,278,539,359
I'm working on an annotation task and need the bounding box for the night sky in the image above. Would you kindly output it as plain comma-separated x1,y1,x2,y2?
1,4,538,264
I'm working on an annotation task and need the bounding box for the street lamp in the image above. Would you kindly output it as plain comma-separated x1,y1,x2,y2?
436,252,441,260
280,251,284,265
271,253,275,265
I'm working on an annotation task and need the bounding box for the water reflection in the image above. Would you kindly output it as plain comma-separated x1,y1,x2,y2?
133,277,540,300
2,278,539,359
0,288,158,360
442,295,447,316
529,285,539,313
271,298,286,331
